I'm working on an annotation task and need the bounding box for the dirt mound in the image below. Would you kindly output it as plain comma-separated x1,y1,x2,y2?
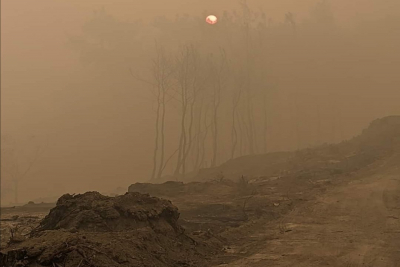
34,191,183,234
0,192,218,267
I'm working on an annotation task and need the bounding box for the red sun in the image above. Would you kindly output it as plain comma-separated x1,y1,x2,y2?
206,15,218,25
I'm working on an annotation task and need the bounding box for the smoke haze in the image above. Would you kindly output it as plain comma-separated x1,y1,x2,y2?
1,0,400,204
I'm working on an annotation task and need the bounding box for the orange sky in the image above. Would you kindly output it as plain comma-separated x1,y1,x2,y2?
1,0,400,204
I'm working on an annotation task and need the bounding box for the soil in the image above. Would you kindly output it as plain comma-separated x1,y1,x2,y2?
211,156,400,266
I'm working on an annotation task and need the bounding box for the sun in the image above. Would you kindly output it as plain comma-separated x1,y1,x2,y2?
206,15,218,25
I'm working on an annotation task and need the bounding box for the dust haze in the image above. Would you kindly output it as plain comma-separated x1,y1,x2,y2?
1,0,400,204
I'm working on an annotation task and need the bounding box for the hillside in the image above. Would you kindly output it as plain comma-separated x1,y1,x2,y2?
188,116,400,183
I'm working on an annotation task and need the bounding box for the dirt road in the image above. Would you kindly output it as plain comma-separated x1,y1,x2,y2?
216,173,400,267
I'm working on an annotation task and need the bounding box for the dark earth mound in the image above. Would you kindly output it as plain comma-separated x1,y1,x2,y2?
34,191,183,234
0,192,219,267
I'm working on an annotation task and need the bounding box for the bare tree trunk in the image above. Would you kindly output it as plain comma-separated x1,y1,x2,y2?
161,148,179,175
210,49,228,167
237,107,244,157
156,92,166,179
242,2,256,156
245,92,255,155
151,98,161,181
251,99,259,154
174,102,187,176
199,105,210,169
211,93,220,167
262,93,268,153
182,86,198,175
231,111,238,160
294,93,301,150
240,107,251,155
173,44,205,177
193,99,205,171
242,56,257,155
174,46,192,177
231,90,241,159
149,43,173,181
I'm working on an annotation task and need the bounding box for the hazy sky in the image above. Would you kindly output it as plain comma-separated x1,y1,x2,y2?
1,0,400,204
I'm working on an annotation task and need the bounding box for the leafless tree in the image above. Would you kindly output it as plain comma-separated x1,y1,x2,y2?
191,98,204,170
192,97,212,171
230,73,243,159
199,103,211,169
262,91,269,153
181,46,207,174
208,49,229,167
240,0,257,155
173,44,201,177
154,44,175,180
131,42,174,181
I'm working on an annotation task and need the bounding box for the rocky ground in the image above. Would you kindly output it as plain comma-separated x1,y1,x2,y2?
1,116,400,266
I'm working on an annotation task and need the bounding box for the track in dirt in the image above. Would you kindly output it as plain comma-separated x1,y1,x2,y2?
215,173,400,267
